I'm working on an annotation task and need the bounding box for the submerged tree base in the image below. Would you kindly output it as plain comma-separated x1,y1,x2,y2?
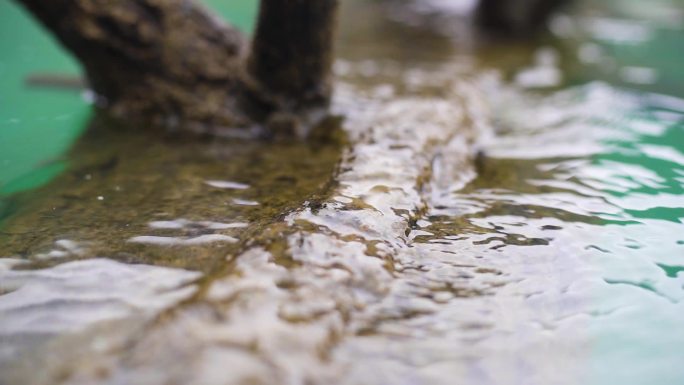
18,0,251,129
16,0,339,135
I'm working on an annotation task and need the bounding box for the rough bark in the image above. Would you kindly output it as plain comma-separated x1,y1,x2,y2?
16,0,338,135
247,0,338,115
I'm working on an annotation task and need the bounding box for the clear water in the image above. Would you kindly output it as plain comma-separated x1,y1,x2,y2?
1,0,683,384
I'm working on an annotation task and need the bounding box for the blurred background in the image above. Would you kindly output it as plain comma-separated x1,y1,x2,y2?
1,0,683,197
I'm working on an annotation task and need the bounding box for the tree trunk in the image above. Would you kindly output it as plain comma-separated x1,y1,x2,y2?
247,0,338,113
16,0,339,135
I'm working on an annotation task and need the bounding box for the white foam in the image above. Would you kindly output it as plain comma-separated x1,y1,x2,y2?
127,234,238,246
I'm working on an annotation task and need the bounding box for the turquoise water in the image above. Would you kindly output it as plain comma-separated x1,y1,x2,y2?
0,3,86,195
462,82,684,385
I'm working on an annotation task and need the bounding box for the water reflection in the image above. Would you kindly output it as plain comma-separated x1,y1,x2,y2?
421,81,684,385
0,257,200,379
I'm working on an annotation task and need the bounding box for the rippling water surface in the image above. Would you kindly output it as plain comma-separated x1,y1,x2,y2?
1,0,683,384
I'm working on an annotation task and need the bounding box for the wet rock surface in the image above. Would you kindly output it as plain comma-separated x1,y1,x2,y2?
2,1,684,384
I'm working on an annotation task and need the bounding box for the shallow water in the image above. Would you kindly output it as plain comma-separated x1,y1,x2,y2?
1,0,684,384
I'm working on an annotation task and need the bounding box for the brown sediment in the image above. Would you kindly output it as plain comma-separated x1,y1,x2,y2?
0,115,345,273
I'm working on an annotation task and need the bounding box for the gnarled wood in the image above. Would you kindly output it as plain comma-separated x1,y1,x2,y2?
18,0,250,131
247,0,338,114
16,0,339,135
